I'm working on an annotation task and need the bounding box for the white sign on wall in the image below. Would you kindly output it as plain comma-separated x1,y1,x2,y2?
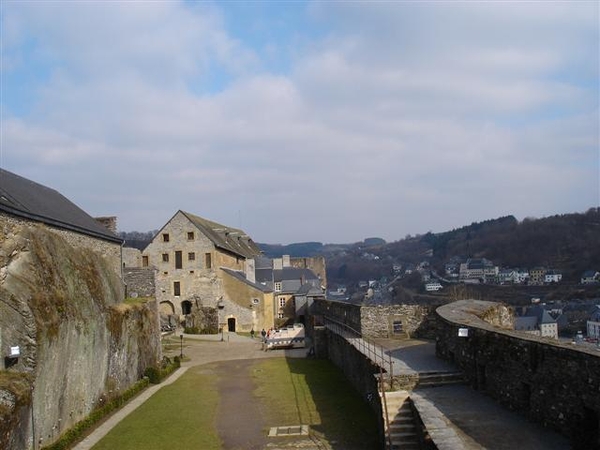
458,328,469,338
10,346,20,356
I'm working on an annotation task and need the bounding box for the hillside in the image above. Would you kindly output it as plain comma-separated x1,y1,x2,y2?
311,208,600,288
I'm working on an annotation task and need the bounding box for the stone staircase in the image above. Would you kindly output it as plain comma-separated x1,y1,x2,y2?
383,391,421,450
416,370,465,389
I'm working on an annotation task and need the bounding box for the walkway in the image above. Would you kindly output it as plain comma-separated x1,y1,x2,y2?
376,339,570,450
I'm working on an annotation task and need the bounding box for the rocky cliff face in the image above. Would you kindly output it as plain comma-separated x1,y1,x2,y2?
0,224,161,449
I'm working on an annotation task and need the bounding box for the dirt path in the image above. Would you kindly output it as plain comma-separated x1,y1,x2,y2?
214,359,267,450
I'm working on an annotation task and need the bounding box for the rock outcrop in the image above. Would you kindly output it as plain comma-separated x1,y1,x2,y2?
0,224,160,449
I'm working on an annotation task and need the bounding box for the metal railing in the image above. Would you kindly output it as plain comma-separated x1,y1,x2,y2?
323,316,393,378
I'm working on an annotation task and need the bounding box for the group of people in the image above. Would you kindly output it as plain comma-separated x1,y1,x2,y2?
249,328,277,342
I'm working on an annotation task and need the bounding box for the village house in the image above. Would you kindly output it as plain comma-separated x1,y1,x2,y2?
514,305,559,339
581,270,600,284
459,258,498,283
587,306,600,340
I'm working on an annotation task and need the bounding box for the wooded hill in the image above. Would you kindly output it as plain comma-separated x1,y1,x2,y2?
276,208,600,286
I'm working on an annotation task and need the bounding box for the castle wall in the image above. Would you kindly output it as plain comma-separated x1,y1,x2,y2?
436,300,600,449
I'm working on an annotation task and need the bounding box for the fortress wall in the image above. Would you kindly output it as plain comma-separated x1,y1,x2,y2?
436,300,600,449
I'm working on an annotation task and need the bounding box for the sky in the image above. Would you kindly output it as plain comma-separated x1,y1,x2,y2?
1,1,598,244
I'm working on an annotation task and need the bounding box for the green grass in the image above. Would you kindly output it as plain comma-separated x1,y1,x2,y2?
253,358,380,449
91,366,220,450
92,358,379,450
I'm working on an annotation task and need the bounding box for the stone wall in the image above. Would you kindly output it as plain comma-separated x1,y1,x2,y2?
325,331,384,446
221,271,274,332
436,300,600,450
122,247,142,268
0,224,160,450
310,299,440,340
124,267,156,298
360,304,439,339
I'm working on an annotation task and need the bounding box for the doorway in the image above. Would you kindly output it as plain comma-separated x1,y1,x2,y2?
227,317,236,332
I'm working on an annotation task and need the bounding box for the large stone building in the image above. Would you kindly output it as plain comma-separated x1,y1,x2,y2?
141,210,275,333
137,210,326,333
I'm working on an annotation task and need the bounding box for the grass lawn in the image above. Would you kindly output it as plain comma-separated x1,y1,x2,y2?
92,358,379,450
91,366,221,450
253,358,380,449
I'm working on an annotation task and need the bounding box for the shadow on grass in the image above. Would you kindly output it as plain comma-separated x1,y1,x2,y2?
280,357,380,450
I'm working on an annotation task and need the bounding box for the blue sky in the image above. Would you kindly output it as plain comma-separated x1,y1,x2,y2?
1,1,598,244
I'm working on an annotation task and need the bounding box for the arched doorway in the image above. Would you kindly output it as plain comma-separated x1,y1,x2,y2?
159,301,175,315
227,317,236,332
181,300,192,315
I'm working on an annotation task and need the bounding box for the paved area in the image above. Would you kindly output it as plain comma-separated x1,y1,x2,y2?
377,338,570,450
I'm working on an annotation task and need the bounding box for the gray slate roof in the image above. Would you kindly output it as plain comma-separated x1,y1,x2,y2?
0,168,121,243
181,210,261,259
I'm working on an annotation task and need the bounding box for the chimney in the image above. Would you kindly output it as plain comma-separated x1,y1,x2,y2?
282,255,291,267
95,216,117,234
246,258,256,284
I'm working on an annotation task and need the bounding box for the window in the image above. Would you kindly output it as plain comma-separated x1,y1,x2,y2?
274,282,282,292
277,313,285,319
188,252,195,261
392,321,403,334
279,297,286,308
174,281,181,296
205,253,212,269
252,298,260,305
162,233,170,242
162,253,169,262
175,251,182,269
142,256,149,267
187,231,195,240
181,300,192,315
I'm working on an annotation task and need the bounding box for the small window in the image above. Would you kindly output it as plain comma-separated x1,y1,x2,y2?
174,281,181,296
162,253,169,262
277,313,285,319
252,298,260,305
188,252,195,261
393,321,403,334
163,233,170,242
275,282,282,292
205,253,212,269
279,298,286,308
187,232,195,240
142,256,149,267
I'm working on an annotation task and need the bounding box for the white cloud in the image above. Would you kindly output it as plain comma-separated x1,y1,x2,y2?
1,1,598,243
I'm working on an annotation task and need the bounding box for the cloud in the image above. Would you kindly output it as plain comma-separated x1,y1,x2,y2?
1,1,598,243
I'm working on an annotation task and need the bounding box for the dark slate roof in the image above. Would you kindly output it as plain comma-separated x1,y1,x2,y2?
181,210,261,259
220,267,272,293
273,267,319,283
0,168,121,243
515,316,539,331
296,283,324,297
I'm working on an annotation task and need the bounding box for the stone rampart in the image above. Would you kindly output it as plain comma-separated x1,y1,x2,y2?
310,299,440,339
124,267,156,298
436,300,600,449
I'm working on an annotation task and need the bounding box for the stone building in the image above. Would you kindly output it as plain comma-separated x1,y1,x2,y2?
141,210,274,333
